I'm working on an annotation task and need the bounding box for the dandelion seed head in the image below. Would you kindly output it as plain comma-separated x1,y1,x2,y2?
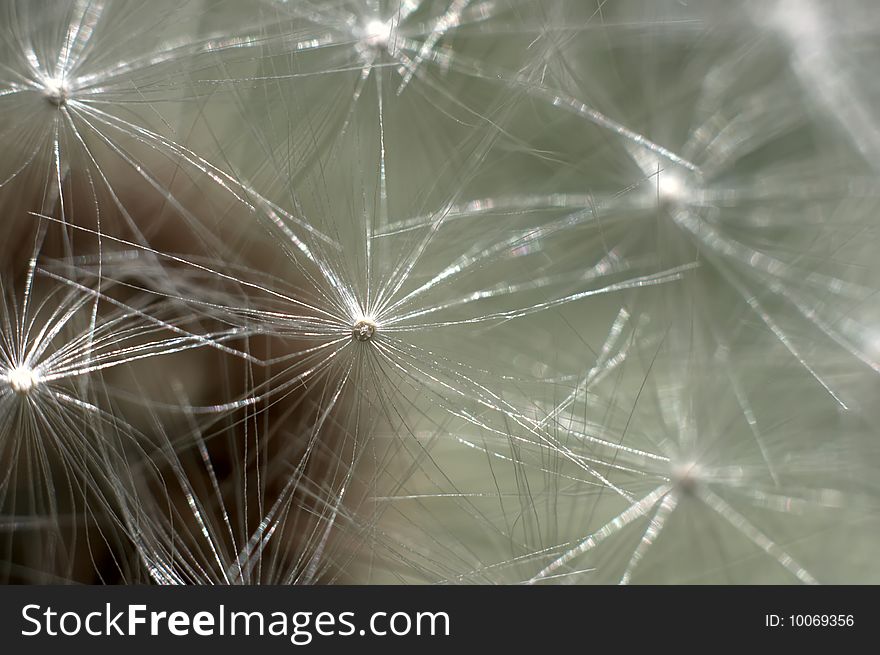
352,317,377,342
4,365,40,396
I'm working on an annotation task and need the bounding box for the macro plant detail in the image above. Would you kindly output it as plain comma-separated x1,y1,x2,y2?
1,0,878,587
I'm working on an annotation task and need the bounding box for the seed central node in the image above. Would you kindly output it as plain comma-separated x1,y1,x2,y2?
352,318,377,342
362,19,392,48
43,78,68,107
671,460,700,495
5,366,40,395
